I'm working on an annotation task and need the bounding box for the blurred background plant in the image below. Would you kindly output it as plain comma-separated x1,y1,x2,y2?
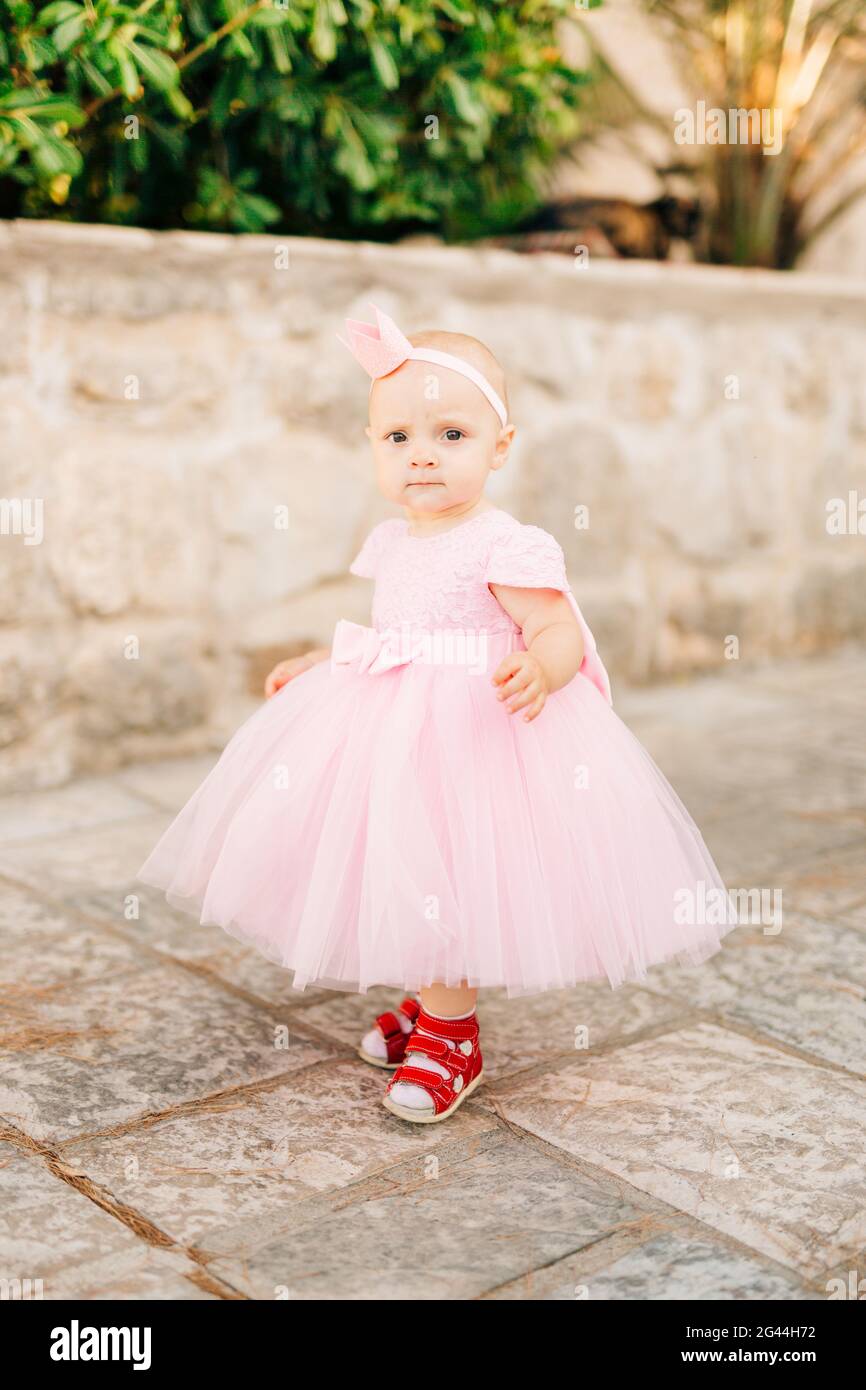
570,0,866,267
0,0,596,238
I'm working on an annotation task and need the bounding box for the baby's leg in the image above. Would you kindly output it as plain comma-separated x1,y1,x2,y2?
421,982,477,1017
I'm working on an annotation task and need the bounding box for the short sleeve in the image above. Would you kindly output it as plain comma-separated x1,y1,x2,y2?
486,522,613,706
484,523,569,592
349,518,404,579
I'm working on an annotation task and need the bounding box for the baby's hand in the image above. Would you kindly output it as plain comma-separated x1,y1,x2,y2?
264,648,329,698
491,651,550,722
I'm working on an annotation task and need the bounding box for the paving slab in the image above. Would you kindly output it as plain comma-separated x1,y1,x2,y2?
0,1148,213,1300
0,777,156,845
204,1128,649,1300
769,842,866,917
70,882,334,1010
54,1062,499,1258
839,901,866,932
0,883,144,996
0,813,180,903
0,957,335,1144
697,805,862,882
114,754,222,811
483,1228,818,1301
641,914,866,1073
496,1022,866,1277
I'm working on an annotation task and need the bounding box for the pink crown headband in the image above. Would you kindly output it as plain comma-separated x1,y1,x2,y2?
336,302,508,428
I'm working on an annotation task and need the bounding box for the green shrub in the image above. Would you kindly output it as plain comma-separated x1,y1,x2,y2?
0,0,597,239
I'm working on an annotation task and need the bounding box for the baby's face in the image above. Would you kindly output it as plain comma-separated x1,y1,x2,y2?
365,359,513,516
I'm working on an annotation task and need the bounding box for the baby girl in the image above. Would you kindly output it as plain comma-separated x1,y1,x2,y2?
138,304,733,1124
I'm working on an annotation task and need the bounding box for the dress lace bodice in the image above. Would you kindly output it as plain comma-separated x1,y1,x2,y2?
350,509,564,633
349,507,613,703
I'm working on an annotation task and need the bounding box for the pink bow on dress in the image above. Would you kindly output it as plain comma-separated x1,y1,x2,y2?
330,619,414,676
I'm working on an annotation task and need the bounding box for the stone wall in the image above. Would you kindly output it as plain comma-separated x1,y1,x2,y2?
1,219,864,791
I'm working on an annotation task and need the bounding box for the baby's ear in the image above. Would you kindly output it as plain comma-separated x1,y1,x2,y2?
364,424,372,439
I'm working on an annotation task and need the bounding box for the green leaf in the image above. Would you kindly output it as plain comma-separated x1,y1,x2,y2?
265,23,293,74
197,167,224,203
128,41,180,91
0,93,86,126
38,2,85,27
210,68,238,128
127,24,173,47
235,191,281,226
310,0,337,62
30,129,83,177
443,70,488,127
25,35,60,71
107,39,141,100
368,36,399,90
332,115,376,190
164,86,194,120
77,56,115,96
250,8,291,26
52,13,88,54
435,0,474,23
226,29,256,60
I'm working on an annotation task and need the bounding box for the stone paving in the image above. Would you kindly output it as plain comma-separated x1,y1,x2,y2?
1,648,864,1300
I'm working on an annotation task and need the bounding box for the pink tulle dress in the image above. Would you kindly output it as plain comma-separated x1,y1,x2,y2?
137,507,735,997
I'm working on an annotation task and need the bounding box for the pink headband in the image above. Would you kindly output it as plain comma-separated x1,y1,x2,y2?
337,302,508,428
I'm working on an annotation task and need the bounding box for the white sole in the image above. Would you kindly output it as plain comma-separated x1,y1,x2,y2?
357,1045,401,1070
382,1069,484,1124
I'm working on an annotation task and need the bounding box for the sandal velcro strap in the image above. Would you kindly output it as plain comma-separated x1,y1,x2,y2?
398,997,420,1023
388,1066,454,1113
375,1011,403,1040
375,1007,418,1064
415,1007,477,1042
409,1033,473,1073
405,1033,450,1061
389,1065,446,1091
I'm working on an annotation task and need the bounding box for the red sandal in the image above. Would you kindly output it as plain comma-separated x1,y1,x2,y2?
382,1007,483,1123
357,996,420,1069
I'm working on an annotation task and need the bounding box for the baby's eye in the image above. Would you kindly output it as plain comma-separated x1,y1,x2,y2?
387,431,409,444
443,429,465,442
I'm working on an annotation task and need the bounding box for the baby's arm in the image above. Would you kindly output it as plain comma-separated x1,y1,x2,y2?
264,647,330,698
488,586,584,721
